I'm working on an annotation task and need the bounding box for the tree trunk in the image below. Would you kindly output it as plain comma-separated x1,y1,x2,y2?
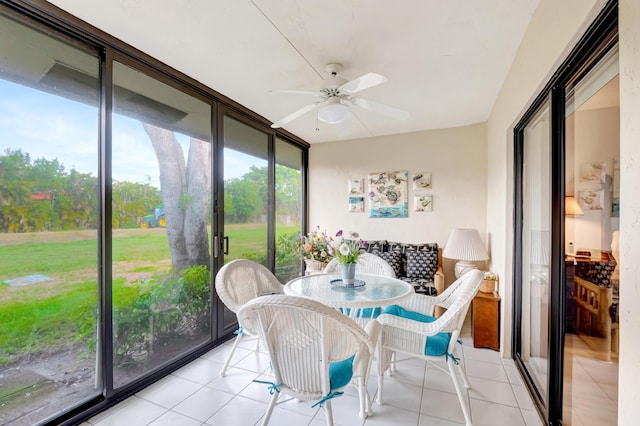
143,124,211,273
184,138,211,268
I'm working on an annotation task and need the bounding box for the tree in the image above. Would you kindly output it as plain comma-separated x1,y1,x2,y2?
275,165,301,223
224,178,261,223
142,124,211,272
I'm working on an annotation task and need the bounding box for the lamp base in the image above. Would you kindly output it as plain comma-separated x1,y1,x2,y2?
454,261,478,279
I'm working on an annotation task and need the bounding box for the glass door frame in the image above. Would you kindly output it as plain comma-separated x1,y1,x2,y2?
512,2,618,424
214,106,309,339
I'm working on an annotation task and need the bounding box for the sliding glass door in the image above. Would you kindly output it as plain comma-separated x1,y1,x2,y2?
111,60,213,387
0,13,102,425
563,45,619,426
513,3,617,424
0,4,308,424
516,99,552,408
219,115,305,334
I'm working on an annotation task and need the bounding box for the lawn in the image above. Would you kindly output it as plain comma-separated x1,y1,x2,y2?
0,224,300,366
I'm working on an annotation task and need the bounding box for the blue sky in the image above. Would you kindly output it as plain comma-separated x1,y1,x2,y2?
0,79,254,188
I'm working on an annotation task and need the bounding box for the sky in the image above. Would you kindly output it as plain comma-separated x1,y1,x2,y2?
0,79,256,188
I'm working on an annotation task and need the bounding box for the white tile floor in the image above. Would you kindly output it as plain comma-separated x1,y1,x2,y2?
84,334,544,426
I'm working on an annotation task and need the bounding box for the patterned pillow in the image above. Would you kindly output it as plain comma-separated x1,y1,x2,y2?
362,240,387,254
406,250,438,281
374,251,402,277
387,242,438,277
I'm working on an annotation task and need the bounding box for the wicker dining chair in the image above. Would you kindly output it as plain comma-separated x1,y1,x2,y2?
238,294,381,425
214,259,283,377
375,269,483,426
323,252,396,277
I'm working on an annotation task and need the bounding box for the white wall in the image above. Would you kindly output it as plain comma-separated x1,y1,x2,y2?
618,0,640,421
308,123,488,281
486,0,604,357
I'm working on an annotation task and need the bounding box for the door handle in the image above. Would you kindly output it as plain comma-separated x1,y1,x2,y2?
213,235,219,258
223,236,229,255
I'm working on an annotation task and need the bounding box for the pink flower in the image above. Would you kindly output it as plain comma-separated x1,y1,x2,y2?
335,230,343,237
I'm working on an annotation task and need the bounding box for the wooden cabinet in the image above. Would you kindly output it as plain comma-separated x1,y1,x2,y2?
472,291,501,351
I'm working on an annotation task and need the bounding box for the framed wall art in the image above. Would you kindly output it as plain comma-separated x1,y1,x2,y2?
348,178,364,195
580,161,607,183
348,196,365,213
412,172,432,190
578,189,604,211
368,171,408,218
414,195,433,212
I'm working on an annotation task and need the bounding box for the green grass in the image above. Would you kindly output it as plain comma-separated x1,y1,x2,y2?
0,224,301,366
112,234,171,262
0,240,98,280
0,278,137,365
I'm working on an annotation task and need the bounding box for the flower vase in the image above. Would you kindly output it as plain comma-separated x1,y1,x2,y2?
341,263,356,285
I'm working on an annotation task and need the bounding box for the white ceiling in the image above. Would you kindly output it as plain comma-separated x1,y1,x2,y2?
47,0,539,144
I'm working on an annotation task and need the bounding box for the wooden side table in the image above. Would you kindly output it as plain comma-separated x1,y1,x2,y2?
472,291,501,351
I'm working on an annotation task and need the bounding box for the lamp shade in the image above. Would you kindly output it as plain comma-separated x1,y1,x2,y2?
443,228,489,261
565,196,584,216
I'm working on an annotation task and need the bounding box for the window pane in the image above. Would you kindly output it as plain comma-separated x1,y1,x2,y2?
222,116,269,265
520,99,551,401
111,61,212,387
563,47,619,425
0,12,101,425
275,138,303,281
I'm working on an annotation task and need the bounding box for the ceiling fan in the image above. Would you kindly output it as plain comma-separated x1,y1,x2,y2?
268,63,409,131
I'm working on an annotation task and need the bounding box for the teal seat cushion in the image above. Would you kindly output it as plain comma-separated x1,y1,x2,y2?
329,355,355,390
343,307,381,318
382,305,451,356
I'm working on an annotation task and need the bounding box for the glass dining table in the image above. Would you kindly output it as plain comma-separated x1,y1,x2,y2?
283,273,413,321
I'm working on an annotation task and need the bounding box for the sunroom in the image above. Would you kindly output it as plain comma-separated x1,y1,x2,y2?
1,1,638,425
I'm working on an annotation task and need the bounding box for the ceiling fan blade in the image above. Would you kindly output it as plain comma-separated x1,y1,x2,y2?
347,97,410,120
270,103,318,128
267,89,320,97
339,73,388,94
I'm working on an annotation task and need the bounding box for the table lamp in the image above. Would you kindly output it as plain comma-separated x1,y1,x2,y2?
443,228,489,278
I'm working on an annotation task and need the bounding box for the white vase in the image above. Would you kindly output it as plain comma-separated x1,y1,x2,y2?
341,263,356,285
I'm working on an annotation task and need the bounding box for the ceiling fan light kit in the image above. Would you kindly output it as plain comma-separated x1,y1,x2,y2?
269,62,408,132
317,98,351,124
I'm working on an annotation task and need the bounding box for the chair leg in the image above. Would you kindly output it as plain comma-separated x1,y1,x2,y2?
376,374,385,405
220,332,243,377
356,377,370,418
376,344,387,405
324,400,335,426
457,347,472,389
261,391,279,426
447,358,473,426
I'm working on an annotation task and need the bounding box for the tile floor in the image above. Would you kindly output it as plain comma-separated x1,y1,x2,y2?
562,333,618,425
83,331,543,426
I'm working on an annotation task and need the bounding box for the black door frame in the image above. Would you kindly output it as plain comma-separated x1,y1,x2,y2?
512,2,618,424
